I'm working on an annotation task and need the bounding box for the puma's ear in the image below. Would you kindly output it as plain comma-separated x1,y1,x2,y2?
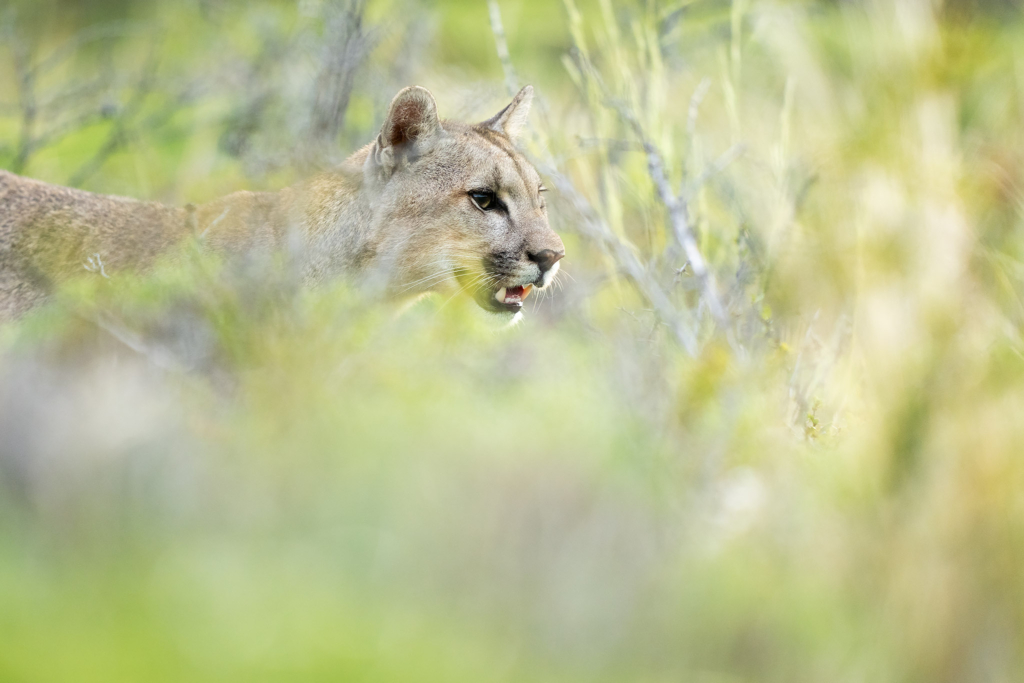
371,86,443,174
481,85,533,143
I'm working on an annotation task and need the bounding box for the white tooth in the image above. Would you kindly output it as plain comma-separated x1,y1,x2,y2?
495,287,506,303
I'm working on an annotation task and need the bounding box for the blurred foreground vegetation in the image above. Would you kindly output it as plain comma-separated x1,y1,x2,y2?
3,0,1024,681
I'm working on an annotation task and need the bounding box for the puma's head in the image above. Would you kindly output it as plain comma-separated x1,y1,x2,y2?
362,85,564,318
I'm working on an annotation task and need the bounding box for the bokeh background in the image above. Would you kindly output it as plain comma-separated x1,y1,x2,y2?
3,0,1024,680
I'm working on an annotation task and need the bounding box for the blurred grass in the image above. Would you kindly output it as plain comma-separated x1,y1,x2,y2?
3,0,1024,681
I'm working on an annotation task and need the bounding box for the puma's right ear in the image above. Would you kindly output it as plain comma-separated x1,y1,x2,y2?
370,86,443,175
480,85,533,143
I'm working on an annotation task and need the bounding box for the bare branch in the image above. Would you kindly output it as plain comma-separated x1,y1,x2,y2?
69,44,162,187
640,134,727,325
83,254,111,279
540,163,699,354
92,314,186,373
11,34,37,174
684,143,746,199
487,0,520,97
687,77,711,142
487,0,707,353
31,22,146,78
574,136,643,153
596,82,728,327
23,110,110,159
306,0,376,157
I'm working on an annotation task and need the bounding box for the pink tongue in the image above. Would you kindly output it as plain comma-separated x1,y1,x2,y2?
505,286,524,303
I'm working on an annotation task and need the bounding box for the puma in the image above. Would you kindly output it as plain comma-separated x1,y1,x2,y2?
0,85,564,322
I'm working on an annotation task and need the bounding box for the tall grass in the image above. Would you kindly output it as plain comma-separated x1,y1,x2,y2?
2,0,1024,681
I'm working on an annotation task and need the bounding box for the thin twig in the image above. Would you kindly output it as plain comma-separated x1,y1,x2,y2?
687,77,711,141
21,110,110,160
605,95,727,326
30,22,146,78
92,314,185,372
684,143,746,199
568,44,733,335
487,0,520,97
307,0,376,159
11,35,37,174
575,136,643,153
542,163,699,353
487,0,703,352
69,43,162,186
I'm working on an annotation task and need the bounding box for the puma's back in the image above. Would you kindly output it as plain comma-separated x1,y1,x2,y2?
0,170,193,320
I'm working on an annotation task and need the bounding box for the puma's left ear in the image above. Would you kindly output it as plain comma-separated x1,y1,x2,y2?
481,85,533,142
379,86,443,150
369,86,444,176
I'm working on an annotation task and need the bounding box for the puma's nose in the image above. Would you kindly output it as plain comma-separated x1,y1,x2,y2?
528,248,564,274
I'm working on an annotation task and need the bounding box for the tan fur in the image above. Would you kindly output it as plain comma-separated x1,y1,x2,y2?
0,85,564,322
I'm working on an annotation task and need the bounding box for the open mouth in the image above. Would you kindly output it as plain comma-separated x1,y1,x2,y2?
489,284,534,313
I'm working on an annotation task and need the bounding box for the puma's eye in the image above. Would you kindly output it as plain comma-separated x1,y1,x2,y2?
469,190,498,211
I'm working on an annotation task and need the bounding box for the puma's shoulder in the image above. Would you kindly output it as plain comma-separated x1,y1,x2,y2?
194,189,290,254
